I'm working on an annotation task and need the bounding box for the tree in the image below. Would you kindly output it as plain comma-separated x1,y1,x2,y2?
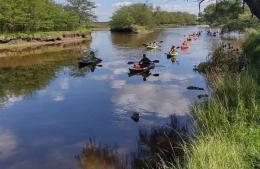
244,0,260,19
67,0,96,24
202,0,243,25
0,0,82,32
198,0,260,20
110,3,197,32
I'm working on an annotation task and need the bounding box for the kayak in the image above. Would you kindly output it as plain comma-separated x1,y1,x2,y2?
181,45,189,50
146,45,158,50
78,57,102,67
168,51,178,57
129,62,155,74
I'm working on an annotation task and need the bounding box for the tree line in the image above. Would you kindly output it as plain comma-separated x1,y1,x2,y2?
200,0,259,32
0,0,96,33
110,3,197,32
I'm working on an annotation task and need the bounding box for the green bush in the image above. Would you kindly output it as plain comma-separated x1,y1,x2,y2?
110,3,197,32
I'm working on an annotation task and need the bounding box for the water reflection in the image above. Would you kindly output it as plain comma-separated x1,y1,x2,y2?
76,115,191,169
76,139,129,169
111,32,161,48
133,115,190,169
0,27,214,169
112,83,192,118
0,129,17,159
128,70,153,81
0,58,78,106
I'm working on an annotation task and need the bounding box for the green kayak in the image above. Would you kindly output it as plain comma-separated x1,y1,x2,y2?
168,51,178,57
146,45,158,50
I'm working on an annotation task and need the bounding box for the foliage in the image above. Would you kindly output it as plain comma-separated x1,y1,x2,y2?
202,0,242,25
243,32,260,66
110,3,197,32
201,0,260,32
174,33,260,169
0,0,95,33
154,11,197,25
110,9,135,32
67,0,96,24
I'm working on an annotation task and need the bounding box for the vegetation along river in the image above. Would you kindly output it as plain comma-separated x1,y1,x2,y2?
0,26,221,169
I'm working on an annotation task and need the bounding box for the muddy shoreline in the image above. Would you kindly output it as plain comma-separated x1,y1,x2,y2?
0,32,92,55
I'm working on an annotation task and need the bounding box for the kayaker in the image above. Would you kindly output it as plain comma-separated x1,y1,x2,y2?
139,54,151,67
153,41,158,47
183,41,188,46
170,45,177,52
88,51,96,60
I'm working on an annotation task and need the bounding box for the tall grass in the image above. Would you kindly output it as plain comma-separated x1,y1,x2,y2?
187,73,260,169
164,33,260,169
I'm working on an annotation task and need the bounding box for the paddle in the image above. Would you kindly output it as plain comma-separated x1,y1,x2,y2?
127,60,160,65
152,60,160,63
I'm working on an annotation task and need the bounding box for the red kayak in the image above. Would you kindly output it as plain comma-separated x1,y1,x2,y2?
181,45,189,50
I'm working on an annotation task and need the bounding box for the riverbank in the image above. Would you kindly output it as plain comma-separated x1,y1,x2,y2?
0,30,91,54
174,32,260,169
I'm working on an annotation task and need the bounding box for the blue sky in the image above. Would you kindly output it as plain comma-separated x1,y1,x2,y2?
55,0,213,21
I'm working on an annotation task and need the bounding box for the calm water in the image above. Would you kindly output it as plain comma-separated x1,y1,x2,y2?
0,27,216,169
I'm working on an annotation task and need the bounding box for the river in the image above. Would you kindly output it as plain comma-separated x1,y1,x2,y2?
0,26,217,169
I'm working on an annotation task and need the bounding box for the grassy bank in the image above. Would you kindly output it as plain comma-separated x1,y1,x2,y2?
89,22,110,30
177,32,260,169
0,29,91,53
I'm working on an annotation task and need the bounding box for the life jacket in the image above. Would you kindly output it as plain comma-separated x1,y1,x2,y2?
134,64,142,70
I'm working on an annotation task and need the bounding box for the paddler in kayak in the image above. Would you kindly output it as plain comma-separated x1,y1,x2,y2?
170,45,177,52
133,54,151,70
88,51,96,60
181,41,189,49
139,54,151,67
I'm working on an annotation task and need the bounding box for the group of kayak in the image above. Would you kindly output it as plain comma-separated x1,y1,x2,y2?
78,31,203,79
167,31,202,58
144,41,162,50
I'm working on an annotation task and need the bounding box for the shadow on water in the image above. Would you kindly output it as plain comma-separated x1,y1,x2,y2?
128,70,160,82
76,115,192,169
75,138,129,169
0,48,94,105
70,61,103,77
111,32,161,48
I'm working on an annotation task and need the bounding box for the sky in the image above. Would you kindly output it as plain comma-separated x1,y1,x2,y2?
55,0,214,22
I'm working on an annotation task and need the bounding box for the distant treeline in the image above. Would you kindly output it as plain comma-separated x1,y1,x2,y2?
0,0,96,33
110,3,197,32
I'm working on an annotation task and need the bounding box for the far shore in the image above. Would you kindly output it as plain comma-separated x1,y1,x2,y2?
0,24,200,54
0,31,92,54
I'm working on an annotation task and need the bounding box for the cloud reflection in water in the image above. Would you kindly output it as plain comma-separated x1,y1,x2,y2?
112,83,191,118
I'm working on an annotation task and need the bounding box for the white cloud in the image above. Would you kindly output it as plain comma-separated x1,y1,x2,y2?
149,72,196,82
0,129,17,159
112,1,133,8
0,94,23,108
112,83,191,118
159,3,199,14
111,80,126,89
60,79,69,90
112,68,129,75
51,92,64,102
